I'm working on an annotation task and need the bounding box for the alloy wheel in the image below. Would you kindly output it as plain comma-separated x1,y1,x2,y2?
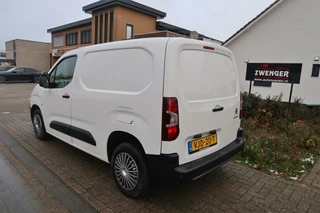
114,152,139,190
33,114,43,137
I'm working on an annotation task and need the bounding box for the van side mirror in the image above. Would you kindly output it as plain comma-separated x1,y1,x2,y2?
39,75,49,88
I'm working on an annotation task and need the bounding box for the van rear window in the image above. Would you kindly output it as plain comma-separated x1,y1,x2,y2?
179,50,238,101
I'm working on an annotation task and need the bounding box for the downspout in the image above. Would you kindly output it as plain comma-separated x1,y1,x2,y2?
13,40,17,65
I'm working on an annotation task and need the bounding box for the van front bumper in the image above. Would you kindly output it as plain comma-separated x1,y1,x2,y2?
147,128,244,181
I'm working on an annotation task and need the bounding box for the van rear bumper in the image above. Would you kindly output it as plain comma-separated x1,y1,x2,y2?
147,128,244,181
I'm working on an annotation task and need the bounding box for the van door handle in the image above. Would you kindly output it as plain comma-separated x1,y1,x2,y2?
62,94,70,99
212,106,224,112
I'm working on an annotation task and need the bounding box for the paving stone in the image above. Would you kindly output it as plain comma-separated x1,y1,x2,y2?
236,187,248,196
90,199,106,211
265,193,278,202
240,193,252,203
308,209,320,213
72,184,86,195
244,200,259,211
259,187,270,196
309,203,320,210
253,181,265,190
289,192,302,203
275,181,287,191
297,201,310,212
282,187,294,196
269,200,284,212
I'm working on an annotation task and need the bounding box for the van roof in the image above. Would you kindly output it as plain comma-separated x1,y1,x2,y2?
63,38,231,58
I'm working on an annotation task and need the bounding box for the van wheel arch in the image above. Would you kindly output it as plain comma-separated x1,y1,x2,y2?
107,131,146,162
31,105,41,119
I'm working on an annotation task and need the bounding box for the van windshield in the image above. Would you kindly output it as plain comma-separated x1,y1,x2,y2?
179,50,238,101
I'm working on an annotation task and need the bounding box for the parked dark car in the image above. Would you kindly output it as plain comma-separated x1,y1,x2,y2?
0,66,15,72
0,67,43,83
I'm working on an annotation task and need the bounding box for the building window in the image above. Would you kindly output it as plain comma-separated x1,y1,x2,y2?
66,33,78,46
253,81,272,87
110,11,114,42
99,14,103,43
0,52,6,58
105,13,108,42
126,24,133,39
53,35,63,47
95,15,99,44
312,64,320,77
81,30,91,44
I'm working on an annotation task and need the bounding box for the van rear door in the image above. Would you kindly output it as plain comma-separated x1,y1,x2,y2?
162,39,241,165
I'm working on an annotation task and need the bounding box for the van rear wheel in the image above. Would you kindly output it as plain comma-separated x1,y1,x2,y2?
111,143,149,198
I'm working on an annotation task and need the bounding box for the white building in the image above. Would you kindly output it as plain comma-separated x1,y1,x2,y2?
224,0,320,106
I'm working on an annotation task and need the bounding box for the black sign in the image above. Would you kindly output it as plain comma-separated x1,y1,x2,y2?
246,63,302,84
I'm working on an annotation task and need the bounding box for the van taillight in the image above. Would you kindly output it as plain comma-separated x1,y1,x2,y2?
240,92,243,119
162,97,179,141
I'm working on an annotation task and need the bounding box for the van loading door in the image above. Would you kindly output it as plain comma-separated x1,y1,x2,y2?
162,40,241,165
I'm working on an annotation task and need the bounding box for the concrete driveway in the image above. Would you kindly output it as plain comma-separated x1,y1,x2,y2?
0,83,320,213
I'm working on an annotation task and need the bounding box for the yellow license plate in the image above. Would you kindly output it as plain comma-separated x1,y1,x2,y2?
188,134,217,153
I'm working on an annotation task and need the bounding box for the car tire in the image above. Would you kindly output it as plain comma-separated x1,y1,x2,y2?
0,76,6,83
111,143,150,198
33,76,39,83
32,109,49,140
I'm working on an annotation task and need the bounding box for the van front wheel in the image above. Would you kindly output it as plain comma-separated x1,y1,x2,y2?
32,109,49,140
111,143,149,198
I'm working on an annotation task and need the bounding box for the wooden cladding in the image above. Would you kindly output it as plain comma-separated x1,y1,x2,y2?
99,14,103,43
94,11,114,44
105,12,108,42
95,16,98,44
109,11,114,42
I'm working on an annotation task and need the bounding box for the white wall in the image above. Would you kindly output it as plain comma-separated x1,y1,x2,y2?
226,0,320,105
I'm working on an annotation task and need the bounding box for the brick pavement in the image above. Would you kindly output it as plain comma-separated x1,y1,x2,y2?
1,83,320,213
302,158,320,188
0,139,68,213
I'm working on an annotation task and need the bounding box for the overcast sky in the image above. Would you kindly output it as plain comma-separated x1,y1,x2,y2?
0,0,275,50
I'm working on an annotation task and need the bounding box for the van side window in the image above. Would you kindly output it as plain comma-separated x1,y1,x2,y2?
50,56,77,89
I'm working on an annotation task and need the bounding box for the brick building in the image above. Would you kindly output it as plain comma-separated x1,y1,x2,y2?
5,39,51,72
47,0,221,65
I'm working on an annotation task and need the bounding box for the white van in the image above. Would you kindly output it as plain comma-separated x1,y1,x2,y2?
30,38,244,198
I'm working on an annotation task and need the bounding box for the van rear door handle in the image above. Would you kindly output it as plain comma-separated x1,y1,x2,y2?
212,106,224,112
62,94,70,99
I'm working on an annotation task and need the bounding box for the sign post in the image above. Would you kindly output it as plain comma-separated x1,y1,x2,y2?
288,83,294,105
245,63,302,113
288,83,294,115
249,80,252,94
